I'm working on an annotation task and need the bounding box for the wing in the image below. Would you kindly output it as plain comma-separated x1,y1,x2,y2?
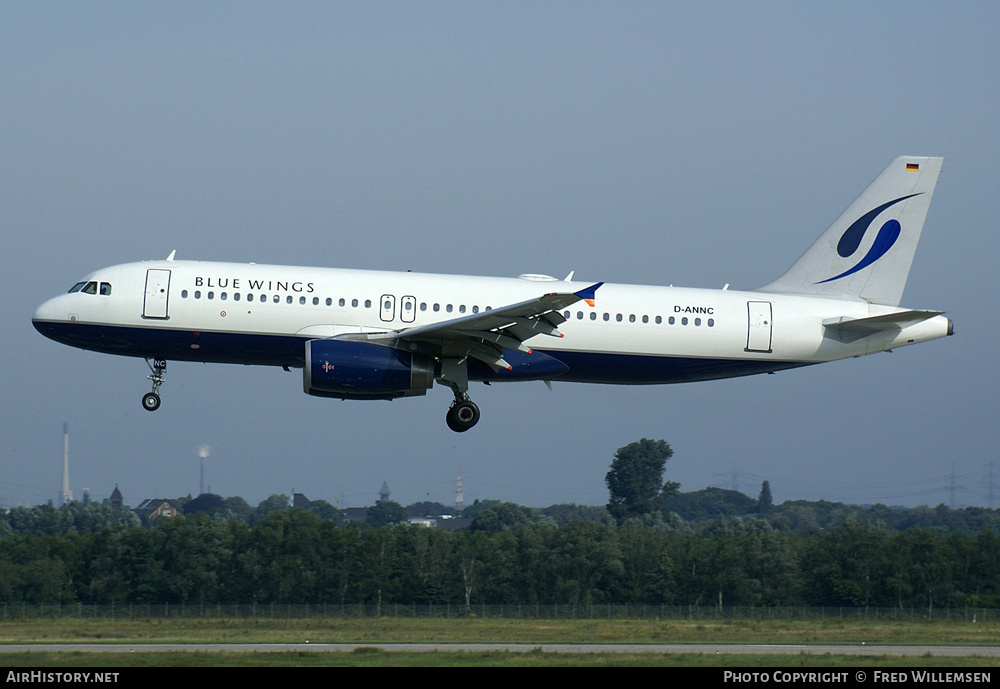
337,282,603,371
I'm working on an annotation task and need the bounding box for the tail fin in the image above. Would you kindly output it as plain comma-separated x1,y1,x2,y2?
757,156,943,306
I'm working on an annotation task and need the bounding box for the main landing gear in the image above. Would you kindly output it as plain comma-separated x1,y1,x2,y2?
439,358,480,432
142,358,166,412
446,394,480,433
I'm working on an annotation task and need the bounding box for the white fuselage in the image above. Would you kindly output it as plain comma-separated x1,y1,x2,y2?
32,259,951,385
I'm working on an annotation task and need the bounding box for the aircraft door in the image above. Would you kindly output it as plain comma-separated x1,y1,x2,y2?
746,301,772,353
401,295,416,323
143,269,171,319
380,294,396,322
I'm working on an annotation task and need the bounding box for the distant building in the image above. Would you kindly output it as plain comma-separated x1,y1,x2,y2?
60,423,72,506
378,481,390,503
343,507,368,524
135,498,184,521
293,492,310,508
183,493,225,515
109,485,124,512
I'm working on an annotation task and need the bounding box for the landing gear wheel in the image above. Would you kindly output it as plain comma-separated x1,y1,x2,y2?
446,400,480,433
143,358,167,411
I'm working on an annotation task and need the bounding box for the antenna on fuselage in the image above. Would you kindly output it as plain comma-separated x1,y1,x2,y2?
166,250,176,261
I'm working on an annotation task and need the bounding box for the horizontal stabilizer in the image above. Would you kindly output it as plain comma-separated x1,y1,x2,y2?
823,310,944,342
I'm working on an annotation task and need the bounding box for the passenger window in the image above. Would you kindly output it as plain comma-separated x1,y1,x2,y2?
629,314,636,323
472,305,479,313
616,314,623,322
221,292,227,301
234,293,241,302
181,290,189,298
459,305,466,314
273,295,280,303
603,313,610,321
446,304,453,313
364,299,371,308
260,295,266,303
352,299,358,307
286,296,292,304
590,312,597,320
100,283,112,296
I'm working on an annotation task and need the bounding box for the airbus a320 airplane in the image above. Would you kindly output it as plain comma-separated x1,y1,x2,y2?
33,157,952,432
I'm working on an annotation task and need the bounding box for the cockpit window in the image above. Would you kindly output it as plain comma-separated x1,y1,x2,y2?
69,281,111,295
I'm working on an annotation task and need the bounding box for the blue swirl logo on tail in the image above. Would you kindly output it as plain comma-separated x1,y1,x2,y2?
816,193,921,284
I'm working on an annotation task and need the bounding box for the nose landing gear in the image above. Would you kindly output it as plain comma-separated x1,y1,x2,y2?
142,358,166,412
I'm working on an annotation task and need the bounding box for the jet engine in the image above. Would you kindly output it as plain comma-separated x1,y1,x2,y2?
304,339,434,400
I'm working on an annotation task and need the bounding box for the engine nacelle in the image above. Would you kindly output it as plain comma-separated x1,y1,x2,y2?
304,339,434,400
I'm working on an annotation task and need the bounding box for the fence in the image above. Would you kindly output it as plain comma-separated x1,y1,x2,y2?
1,602,997,622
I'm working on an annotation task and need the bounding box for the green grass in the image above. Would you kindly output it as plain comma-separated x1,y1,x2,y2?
2,617,998,667
1,616,998,645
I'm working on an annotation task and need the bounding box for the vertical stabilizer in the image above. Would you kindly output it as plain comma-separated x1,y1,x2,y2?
757,156,942,306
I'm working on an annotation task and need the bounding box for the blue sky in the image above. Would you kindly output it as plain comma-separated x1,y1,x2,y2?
3,2,998,510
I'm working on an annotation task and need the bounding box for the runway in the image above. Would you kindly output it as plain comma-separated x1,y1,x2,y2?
2,643,998,656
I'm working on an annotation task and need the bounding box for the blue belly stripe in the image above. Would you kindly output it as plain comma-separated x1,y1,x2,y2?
33,320,809,384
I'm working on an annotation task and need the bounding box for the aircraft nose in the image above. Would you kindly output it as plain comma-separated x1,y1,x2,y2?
33,296,60,324
32,295,75,337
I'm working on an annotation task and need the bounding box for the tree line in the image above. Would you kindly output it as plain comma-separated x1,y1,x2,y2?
1,504,998,609
1,439,997,609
